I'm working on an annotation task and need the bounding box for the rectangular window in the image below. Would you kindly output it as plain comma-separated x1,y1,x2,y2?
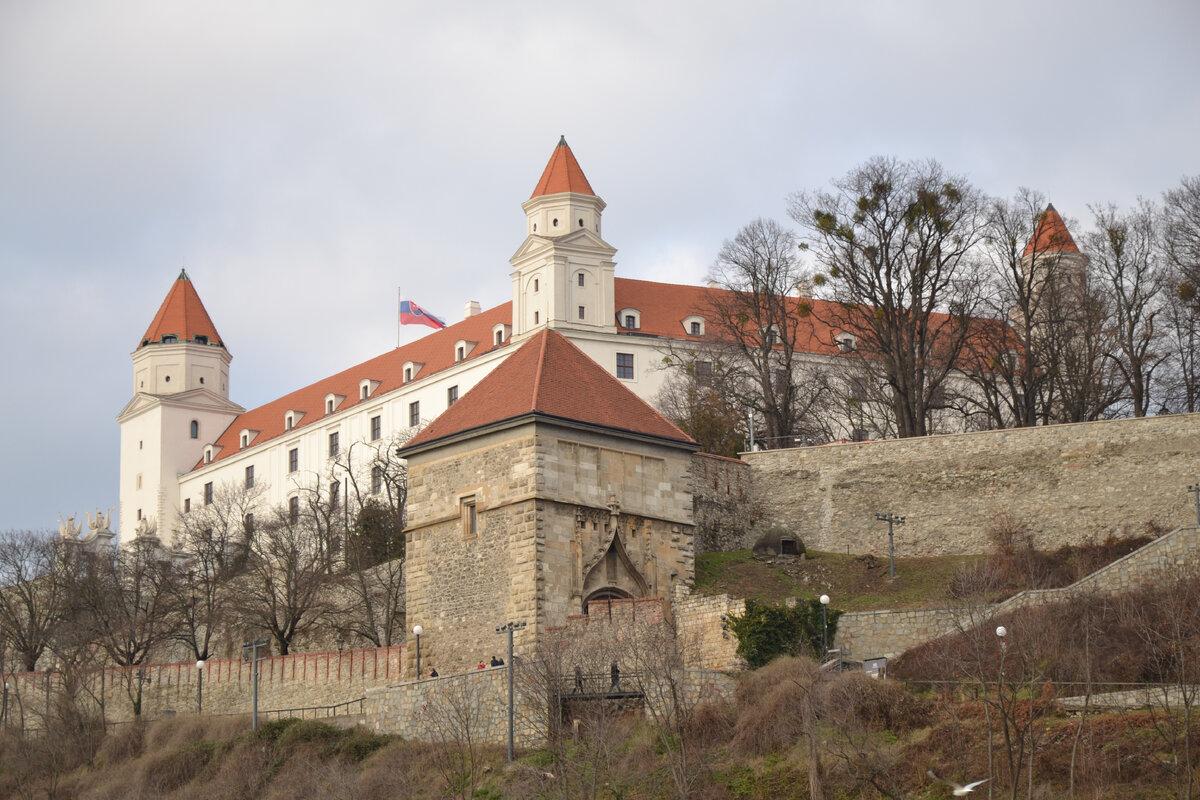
624,314,635,329
244,513,255,534
288,447,299,473
370,415,381,441
578,305,586,320
329,431,339,457
616,352,634,380
371,465,383,495
136,473,142,490
183,498,190,513
694,360,713,383
447,386,458,406
409,401,420,427
462,496,478,538
331,480,340,508
203,482,213,506
245,465,255,489
690,321,701,336
288,496,299,524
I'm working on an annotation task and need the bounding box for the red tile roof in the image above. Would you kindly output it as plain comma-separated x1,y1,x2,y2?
140,270,225,349
401,329,694,453
194,304,513,469
1023,203,1079,256
530,136,596,199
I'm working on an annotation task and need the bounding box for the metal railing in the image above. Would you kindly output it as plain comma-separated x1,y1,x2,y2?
559,671,644,700
255,696,366,722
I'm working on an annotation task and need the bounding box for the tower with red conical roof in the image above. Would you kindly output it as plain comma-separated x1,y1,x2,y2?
1016,204,1091,329
117,271,244,544
510,136,617,339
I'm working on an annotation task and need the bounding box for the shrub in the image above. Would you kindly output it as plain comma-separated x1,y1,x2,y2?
728,598,840,668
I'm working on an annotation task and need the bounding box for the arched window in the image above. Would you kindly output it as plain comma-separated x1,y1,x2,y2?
189,420,199,439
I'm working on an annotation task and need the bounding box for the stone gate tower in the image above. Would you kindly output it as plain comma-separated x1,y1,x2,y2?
399,329,698,673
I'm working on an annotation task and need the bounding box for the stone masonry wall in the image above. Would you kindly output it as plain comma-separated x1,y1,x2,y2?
3,646,404,731
691,453,758,555
745,412,1200,556
834,526,1200,660
673,587,746,671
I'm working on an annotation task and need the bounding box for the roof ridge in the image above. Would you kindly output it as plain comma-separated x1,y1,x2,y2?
529,329,549,411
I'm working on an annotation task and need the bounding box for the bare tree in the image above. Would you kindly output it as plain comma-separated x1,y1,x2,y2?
654,353,749,457
790,156,988,437
168,482,261,659
237,502,334,655
702,218,833,447
1160,278,1200,412
1086,200,1169,417
1163,175,1200,308
417,674,493,800
0,531,71,671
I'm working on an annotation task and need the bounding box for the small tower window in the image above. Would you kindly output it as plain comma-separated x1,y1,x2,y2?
190,420,199,439
534,278,539,292
578,306,586,320
162,335,177,344
577,272,584,287
534,311,539,324
194,335,208,345
578,218,584,228
552,218,558,227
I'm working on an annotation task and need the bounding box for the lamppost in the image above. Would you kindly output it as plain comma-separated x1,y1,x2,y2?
44,668,52,728
875,512,906,579
819,594,830,657
2,681,8,728
412,625,423,679
495,620,527,762
1188,484,1200,527
996,625,1008,679
195,660,205,714
242,638,269,730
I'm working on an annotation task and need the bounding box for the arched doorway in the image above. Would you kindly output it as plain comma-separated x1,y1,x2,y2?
583,586,633,615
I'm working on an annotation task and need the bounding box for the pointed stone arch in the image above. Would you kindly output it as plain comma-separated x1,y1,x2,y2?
582,531,649,613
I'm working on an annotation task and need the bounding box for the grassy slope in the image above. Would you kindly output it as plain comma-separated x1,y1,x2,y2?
696,549,984,612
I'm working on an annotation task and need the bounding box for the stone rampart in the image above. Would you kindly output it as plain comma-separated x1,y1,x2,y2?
744,413,1200,556
834,526,1200,660
2,645,404,731
691,453,757,554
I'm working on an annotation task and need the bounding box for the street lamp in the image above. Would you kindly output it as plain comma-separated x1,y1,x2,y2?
819,595,830,657
242,638,269,730
875,512,906,580
1188,484,1200,527
412,625,423,679
195,660,205,714
495,621,527,762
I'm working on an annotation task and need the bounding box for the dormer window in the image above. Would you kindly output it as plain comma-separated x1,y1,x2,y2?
324,393,345,415
682,315,706,337
238,429,259,449
834,332,858,353
762,324,781,347
457,345,464,360
359,378,379,401
402,361,424,383
194,335,208,345
618,308,642,330
204,446,214,465
162,334,177,344
284,410,304,431
454,339,480,363
492,324,510,346
240,433,248,448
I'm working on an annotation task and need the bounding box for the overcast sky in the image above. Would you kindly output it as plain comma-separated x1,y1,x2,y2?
1,1,1197,531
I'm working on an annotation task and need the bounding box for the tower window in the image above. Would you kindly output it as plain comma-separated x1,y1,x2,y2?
552,218,558,227
162,335,177,344
462,496,478,538
190,420,199,439
534,278,539,292
194,335,208,345
577,273,584,287
199,377,205,384
370,415,381,441
616,353,634,380
578,306,586,320
578,218,584,228
164,375,171,383
534,311,539,324
288,448,299,473
409,401,420,427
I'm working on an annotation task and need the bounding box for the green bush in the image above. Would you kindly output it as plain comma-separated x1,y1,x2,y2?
728,598,840,668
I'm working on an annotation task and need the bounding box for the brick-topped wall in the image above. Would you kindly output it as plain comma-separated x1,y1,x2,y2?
2,645,404,730
691,454,757,555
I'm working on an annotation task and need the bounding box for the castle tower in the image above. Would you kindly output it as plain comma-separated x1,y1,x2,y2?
510,137,618,339
1022,203,1090,300
116,271,243,544
399,329,697,673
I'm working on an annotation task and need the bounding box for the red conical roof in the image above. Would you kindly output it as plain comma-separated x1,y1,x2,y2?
401,329,693,453
530,136,596,199
1023,203,1079,256
139,270,225,349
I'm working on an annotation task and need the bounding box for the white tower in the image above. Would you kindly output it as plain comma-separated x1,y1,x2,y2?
510,137,617,339
116,270,243,544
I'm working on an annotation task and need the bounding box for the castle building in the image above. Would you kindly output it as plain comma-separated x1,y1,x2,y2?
117,139,1080,547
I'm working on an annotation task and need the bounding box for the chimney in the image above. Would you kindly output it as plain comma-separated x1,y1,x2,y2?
464,300,481,319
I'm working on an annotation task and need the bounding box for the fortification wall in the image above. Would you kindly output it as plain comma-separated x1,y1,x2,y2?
691,454,757,555
2,646,405,731
745,413,1200,556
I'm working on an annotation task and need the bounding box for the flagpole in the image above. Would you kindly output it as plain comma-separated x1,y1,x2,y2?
397,288,401,349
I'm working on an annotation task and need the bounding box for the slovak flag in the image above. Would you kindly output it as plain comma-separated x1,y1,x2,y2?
399,299,447,330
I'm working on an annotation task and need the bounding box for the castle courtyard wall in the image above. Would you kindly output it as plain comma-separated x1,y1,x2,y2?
744,412,1200,557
